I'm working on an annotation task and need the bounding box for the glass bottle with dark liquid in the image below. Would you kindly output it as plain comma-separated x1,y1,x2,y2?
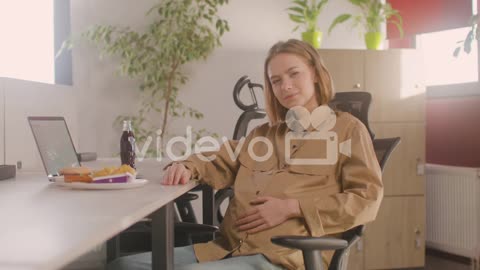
120,120,136,169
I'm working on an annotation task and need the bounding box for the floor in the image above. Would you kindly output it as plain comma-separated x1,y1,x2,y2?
423,254,472,270
63,248,476,270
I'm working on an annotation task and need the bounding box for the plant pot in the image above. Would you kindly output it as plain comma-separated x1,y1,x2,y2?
302,31,323,49
364,32,383,50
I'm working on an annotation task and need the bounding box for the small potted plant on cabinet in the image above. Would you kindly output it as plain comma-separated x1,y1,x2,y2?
328,0,403,50
288,0,329,48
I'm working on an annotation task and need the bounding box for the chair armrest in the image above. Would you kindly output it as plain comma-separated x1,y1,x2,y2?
175,222,219,245
190,183,209,192
271,235,348,251
215,188,234,204
174,192,199,203
175,222,219,234
214,187,234,223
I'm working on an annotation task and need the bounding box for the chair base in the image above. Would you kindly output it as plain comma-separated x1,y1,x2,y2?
304,250,324,270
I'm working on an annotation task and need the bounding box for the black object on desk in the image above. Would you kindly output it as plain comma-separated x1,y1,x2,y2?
0,165,16,180
77,152,97,162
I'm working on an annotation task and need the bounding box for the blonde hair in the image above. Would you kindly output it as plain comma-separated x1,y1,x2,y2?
263,39,334,125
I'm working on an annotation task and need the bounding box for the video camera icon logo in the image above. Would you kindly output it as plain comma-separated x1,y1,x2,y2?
285,105,351,165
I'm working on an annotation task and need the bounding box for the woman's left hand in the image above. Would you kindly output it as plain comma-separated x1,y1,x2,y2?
235,196,301,234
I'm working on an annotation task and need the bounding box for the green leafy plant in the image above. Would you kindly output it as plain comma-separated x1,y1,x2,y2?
328,0,403,36
288,0,329,33
454,14,478,57
59,0,228,155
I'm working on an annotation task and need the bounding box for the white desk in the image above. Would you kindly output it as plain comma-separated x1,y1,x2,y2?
0,164,197,270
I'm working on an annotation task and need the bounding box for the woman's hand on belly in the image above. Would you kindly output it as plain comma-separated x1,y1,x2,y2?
235,196,301,234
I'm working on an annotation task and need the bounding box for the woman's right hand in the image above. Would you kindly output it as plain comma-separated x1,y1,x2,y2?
161,163,192,185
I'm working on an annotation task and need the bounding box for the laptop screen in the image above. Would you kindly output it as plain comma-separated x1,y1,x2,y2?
28,117,80,177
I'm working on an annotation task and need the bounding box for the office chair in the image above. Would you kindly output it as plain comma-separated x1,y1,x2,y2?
212,91,377,224
112,213,219,259
231,75,267,140
200,90,400,270
328,91,375,140
174,193,200,223
271,136,401,270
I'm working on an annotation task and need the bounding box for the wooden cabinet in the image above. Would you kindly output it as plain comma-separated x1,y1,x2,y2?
371,123,425,196
320,49,426,270
347,239,365,270
364,50,426,122
320,50,365,92
322,50,426,122
365,196,426,269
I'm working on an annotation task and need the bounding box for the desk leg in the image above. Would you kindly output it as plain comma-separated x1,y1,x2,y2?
151,201,174,270
202,185,215,225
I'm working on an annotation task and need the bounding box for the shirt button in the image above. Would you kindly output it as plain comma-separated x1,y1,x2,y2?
292,144,297,149
256,191,260,195
239,240,243,244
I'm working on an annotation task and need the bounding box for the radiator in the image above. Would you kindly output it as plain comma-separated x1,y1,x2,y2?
426,164,480,268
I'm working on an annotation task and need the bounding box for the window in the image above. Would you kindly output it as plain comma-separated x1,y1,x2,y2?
388,0,478,88
0,0,71,85
417,27,478,86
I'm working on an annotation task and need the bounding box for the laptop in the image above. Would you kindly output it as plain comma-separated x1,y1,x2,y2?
28,116,81,181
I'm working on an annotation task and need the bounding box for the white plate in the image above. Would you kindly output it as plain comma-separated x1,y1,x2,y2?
54,179,149,190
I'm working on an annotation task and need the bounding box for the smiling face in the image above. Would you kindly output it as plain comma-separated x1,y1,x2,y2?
267,53,319,112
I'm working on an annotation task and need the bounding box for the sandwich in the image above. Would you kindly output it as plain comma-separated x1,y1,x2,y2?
59,166,93,183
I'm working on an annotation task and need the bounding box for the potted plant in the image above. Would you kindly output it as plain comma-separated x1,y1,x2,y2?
328,0,403,50
288,0,329,48
59,0,229,155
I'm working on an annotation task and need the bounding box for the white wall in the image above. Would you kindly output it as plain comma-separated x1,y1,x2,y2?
70,0,371,157
0,77,78,172
0,79,5,165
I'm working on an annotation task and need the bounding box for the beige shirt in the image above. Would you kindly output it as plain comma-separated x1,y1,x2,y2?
178,111,383,270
